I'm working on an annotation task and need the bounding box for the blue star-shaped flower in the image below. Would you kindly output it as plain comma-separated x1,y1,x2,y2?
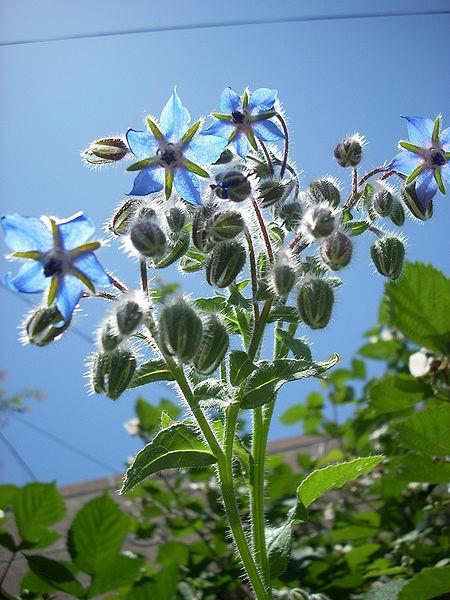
202,87,285,159
1,212,111,322
126,89,227,205
389,115,450,209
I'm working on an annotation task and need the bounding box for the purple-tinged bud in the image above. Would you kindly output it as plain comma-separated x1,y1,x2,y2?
402,183,433,221
193,315,229,375
320,231,352,270
389,198,405,226
82,137,129,165
214,170,252,203
271,263,296,298
206,240,246,288
308,178,341,207
115,296,146,336
207,210,245,243
101,317,123,352
24,306,70,346
297,277,334,329
373,189,394,217
110,198,141,236
278,201,303,231
166,206,187,233
302,205,336,239
333,134,364,168
130,220,166,258
159,299,203,363
370,235,405,280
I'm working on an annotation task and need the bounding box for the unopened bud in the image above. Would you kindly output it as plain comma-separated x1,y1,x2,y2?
303,205,336,239
289,590,310,600
272,263,296,298
192,204,217,251
83,137,129,165
255,278,272,301
207,210,245,243
193,315,229,375
130,220,166,258
214,170,252,202
278,201,303,231
110,198,141,236
309,178,341,207
159,299,203,363
24,306,70,346
257,252,269,279
107,347,136,400
297,277,334,329
370,235,405,280
115,298,145,336
101,317,123,352
373,189,394,217
206,240,246,288
213,148,234,165
402,183,433,221
320,232,352,270
334,134,364,168
309,595,331,600
166,206,187,233
90,351,109,395
389,198,405,226
259,179,290,208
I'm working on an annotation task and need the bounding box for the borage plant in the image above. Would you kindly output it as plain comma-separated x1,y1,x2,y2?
2,88,448,599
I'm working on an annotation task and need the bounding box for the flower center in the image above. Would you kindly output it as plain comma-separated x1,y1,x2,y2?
157,143,182,168
231,110,250,128
43,251,67,277
429,149,446,167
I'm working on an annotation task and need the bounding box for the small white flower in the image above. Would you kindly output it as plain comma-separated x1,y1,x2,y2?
123,418,140,436
409,350,432,377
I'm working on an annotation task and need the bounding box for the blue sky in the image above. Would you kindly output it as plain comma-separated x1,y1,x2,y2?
1,1,449,485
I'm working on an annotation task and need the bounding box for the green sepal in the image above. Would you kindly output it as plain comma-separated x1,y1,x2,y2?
252,110,276,121
126,156,158,172
11,250,42,260
70,268,96,293
398,140,423,154
181,119,202,146
434,168,446,194
154,232,190,268
47,277,59,305
146,116,165,141
445,152,450,159
242,88,249,109
405,163,426,185
69,241,101,257
432,114,441,143
165,169,174,199
182,159,209,178
228,129,238,143
245,128,258,151
212,113,231,121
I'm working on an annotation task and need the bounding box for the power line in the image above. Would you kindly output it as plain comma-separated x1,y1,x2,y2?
11,413,118,474
1,9,449,47
0,428,37,480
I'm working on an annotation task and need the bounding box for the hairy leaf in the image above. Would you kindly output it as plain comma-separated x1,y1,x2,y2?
130,359,174,388
393,403,450,456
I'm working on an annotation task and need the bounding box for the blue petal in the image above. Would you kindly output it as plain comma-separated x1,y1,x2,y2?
159,89,191,142
440,126,450,150
185,133,228,164
440,164,450,188
401,116,434,147
219,88,241,114
252,119,284,142
173,168,202,205
56,274,84,322
1,215,53,253
247,88,278,113
58,212,95,251
388,150,421,174
233,132,249,159
129,164,164,196
126,129,159,159
202,120,234,139
4,261,47,293
415,170,438,209
73,252,111,286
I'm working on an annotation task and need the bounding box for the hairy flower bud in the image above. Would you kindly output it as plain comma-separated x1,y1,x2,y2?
373,189,394,217
213,148,234,165
206,240,246,288
159,299,203,362
389,198,405,226
302,205,336,239
259,179,291,208
193,315,229,375
192,204,217,251
402,183,433,221
214,170,251,202
272,263,296,298
297,277,334,329
320,231,352,270
255,278,272,301
115,297,145,336
83,137,129,165
130,220,166,258
101,317,123,352
90,347,136,399
166,206,187,233
257,252,270,279
24,306,70,346
278,201,303,231
207,210,245,243
370,235,405,280
308,178,341,207
333,134,364,168
110,198,141,236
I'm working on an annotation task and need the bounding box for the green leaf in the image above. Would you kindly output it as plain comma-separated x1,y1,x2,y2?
266,521,293,578
68,492,131,575
241,355,339,409
127,565,180,600
194,295,226,312
297,456,383,508
134,397,181,435
367,374,430,416
365,580,407,599
398,566,450,600
386,262,450,354
392,453,450,484
130,359,175,388
183,158,210,178
358,339,403,360
279,404,308,425
344,220,371,236
275,330,312,360
88,554,144,598
0,484,19,510
393,403,450,456
267,305,299,323
14,483,65,546
165,168,174,199
194,378,227,402
121,423,218,493
154,232,190,269
229,350,257,386
26,556,85,598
